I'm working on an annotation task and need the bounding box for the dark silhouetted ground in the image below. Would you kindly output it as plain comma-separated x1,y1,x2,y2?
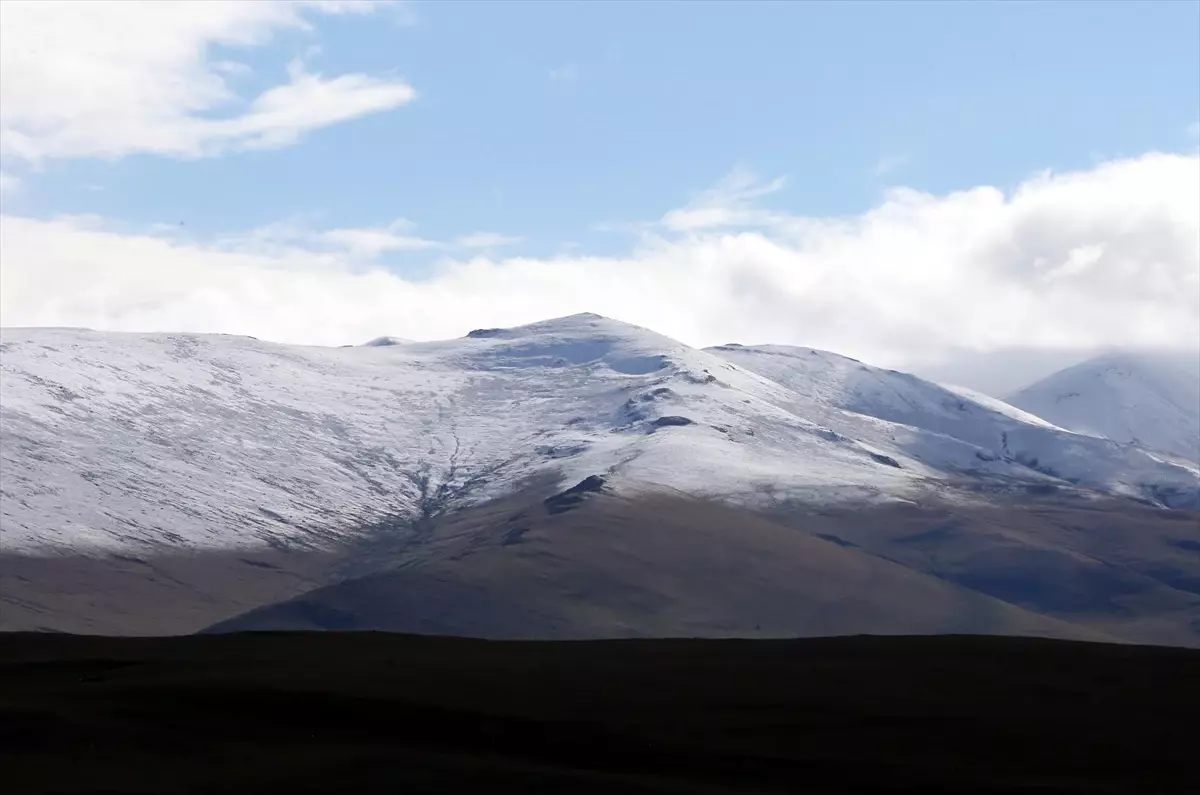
3,632,1198,793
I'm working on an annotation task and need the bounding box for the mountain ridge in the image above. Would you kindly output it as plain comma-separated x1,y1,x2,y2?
3,314,1199,643
2,313,1197,557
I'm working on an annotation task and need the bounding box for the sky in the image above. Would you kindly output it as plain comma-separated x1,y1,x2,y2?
1,0,1198,395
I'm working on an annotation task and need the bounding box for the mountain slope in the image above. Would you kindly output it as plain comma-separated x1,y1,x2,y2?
3,315,1196,558
3,314,1200,642
5,478,1197,643
1006,351,1200,464
0,314,916,554
204,488,1111,642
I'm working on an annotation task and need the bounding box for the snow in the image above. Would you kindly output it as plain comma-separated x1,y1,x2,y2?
937,383,1065,431
705,344,1199,503
1006,351,1200,465
1,315,1197,554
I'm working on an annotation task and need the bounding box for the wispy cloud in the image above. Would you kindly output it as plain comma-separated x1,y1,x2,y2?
1189,120,1200,139
210,60,254,78
374,0,420,27
319,225,440,257
549,64,578,82
456,232,524,248
230,220,524,259
874,154,911,177
234,216,441,259
658,169,788,232
0,172,18,195
0,1,416,162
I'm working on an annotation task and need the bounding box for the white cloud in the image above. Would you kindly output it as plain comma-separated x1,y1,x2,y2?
549,65,578,82
0,172,19,195
456,232,523,248
0,0,416,162
2,153,1197,372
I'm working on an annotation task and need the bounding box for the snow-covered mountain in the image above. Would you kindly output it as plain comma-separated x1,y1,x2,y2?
1007,351,1200,465
2,314,1197,557
706,344,1198,502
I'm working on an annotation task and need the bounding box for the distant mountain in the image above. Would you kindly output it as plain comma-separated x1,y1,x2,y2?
1007,351,1200,465
2,315,1198,642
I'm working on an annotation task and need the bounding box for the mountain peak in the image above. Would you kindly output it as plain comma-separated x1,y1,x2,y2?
361,336,413,347
457,314,690,362
514,312,647,335
463,313,632,339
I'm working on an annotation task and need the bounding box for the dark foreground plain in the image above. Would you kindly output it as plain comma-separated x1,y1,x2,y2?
3,632,1198,794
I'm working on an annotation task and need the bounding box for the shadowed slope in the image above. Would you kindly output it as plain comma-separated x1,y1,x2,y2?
6,483,1199,645
207,488,1110,641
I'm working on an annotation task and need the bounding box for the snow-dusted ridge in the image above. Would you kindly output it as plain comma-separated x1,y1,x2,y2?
2,314,1196,554
705,343,1199,498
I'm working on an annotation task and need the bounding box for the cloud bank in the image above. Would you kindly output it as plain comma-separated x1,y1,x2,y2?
0,0,415,161
3,153,1197,375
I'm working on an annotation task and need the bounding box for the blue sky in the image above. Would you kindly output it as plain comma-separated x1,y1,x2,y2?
1,1,1197,392
9,1,1198,257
